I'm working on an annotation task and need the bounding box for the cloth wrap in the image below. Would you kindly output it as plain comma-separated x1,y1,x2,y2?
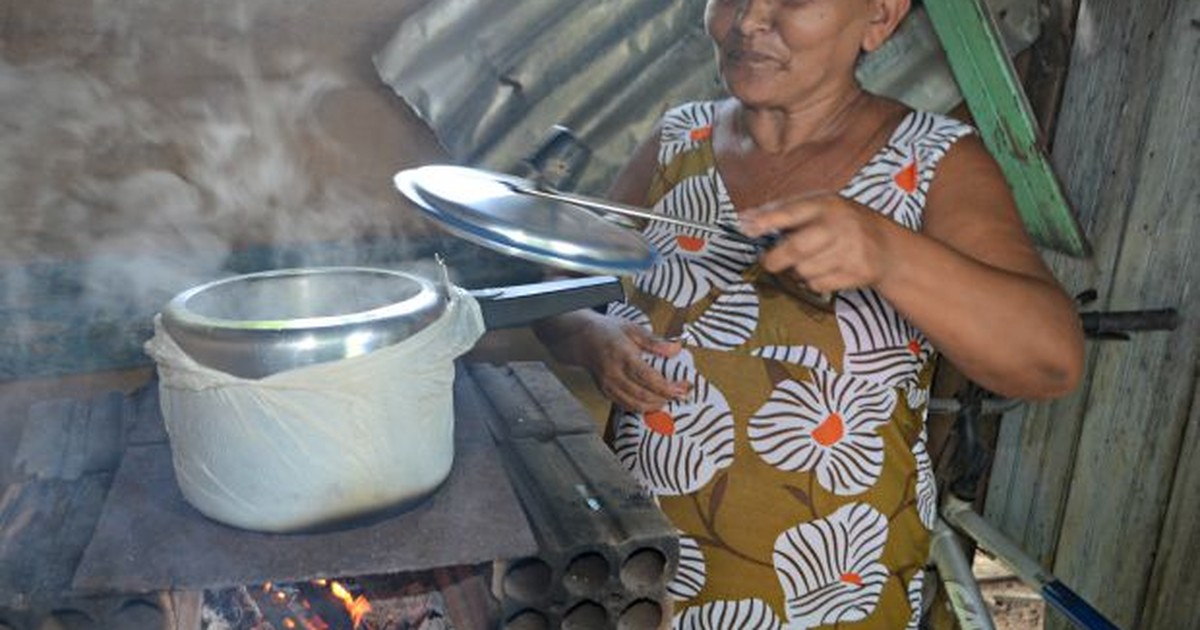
144,286,485,533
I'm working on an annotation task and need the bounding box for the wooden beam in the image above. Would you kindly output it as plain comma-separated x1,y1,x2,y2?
924,0,1089,255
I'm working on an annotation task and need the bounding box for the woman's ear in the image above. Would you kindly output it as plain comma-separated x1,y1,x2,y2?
861,0,912,53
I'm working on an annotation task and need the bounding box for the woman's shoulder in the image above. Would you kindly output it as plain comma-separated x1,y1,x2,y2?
856,96,973,156
658,100,723,139
655,99,726,165
905,111,975,148
877,101,975,148
660,98,726,119
864,99,979,184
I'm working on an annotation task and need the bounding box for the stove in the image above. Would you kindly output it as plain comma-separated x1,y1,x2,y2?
0,362,678,629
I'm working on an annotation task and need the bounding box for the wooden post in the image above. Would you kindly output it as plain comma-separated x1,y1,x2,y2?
924,0,1089,255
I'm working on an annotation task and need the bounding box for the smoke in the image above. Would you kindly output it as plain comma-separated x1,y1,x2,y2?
0,0,409,378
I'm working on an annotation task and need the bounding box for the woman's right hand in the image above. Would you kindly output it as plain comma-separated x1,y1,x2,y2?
538,312,689,413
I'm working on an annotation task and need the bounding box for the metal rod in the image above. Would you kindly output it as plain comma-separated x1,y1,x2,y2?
929,517,997,630
941,496,1122,630
509,184,719,232
508,183,778,248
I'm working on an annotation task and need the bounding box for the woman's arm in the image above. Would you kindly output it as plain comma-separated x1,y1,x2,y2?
606,124,663,208
879,136,1083,398
741,135,1084,399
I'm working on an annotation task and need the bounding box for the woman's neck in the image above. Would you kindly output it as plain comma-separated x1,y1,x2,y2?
733,86,869,155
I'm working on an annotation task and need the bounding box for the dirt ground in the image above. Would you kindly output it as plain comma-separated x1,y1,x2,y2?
976,555,1045,629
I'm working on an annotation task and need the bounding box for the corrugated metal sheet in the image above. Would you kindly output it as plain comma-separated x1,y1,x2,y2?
375,0,1038,196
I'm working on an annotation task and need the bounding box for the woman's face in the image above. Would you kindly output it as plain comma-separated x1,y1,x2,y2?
704,0,891,109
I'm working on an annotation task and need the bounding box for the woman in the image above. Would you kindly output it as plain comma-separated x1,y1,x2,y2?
535,0,1084,627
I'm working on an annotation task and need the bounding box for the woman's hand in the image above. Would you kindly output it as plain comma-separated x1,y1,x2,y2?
535,311,689,413
739,193,899,294
576,316,689,412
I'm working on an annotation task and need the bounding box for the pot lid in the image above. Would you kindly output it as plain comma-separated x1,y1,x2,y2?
394,165,659,276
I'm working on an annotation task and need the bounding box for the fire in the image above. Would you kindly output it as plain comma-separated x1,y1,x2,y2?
253,579,371,630
328,580,372,629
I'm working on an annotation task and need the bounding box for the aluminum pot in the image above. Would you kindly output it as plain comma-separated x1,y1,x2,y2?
160,266,622,379
160,267,448,379
150,266,622,533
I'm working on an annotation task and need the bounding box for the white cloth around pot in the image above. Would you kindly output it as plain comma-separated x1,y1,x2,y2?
144,286,486,533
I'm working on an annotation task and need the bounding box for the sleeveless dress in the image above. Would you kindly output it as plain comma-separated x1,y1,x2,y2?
607,101,974,629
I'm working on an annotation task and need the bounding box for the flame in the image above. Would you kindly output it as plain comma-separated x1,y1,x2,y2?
328,580,372,629
255,579,370,629
329,581,350,600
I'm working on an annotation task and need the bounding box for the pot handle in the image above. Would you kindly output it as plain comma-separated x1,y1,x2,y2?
469,276,624,330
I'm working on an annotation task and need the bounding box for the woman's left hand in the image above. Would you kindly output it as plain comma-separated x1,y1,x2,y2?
739,193,898,294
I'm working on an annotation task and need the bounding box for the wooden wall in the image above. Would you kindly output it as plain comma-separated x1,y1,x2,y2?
984,0,1200,628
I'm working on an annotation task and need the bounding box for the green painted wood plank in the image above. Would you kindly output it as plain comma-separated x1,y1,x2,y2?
924,0,1089,256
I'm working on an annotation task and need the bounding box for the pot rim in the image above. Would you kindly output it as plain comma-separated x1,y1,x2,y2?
163,266,446,333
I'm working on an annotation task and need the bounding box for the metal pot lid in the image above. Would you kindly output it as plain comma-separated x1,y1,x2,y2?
394,165,659,276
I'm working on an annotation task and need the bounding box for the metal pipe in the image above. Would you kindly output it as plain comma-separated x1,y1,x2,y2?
928,517,997,630
941,496,1122,630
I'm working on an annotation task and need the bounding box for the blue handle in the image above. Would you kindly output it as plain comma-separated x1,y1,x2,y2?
716,222,781,249
1042,581,1121,630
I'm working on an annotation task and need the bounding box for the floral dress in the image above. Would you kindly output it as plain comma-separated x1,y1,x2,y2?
608,101,974,629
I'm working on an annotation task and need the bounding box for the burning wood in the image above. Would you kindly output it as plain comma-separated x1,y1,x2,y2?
203,576,455,630
327,581,371,628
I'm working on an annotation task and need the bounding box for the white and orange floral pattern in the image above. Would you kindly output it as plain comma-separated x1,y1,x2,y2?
681,281,759,349
841,110,969,231
659,102,715,164
748,370,897,495
905,570,926,629
607,300,651,331
674,598,782,630
751,345,832,372
669,535,707,601
613,350,736,496
837,288,933,390
614,102,973,627
915,430,937,530
638,174,758,309
774,503,890,627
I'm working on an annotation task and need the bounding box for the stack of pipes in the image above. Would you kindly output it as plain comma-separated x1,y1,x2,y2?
462,362,678,629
